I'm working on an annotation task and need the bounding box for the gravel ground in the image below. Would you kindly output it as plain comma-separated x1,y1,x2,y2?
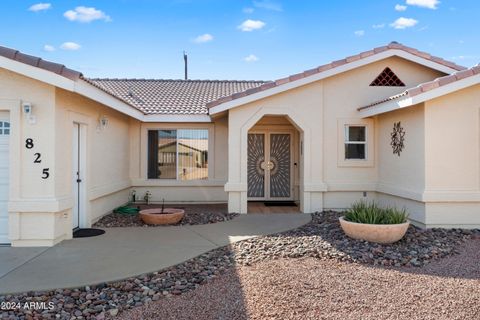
232,211,478,267
2,212,479,319
119,239,480,320
93,204,238,227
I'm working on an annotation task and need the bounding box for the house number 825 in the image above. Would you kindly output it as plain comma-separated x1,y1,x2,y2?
25,138,50,179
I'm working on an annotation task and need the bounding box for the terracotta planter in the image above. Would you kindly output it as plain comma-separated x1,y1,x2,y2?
139,208,185,225
339,216,410,244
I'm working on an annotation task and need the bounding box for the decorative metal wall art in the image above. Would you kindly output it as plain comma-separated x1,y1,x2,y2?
390,122,405,156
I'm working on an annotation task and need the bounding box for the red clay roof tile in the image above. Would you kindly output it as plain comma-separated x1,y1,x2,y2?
420,81,439,92
0,45,82,81
455,69,474,80
437,75,457,86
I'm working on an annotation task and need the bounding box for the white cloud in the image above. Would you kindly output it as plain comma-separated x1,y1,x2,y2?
244,54,259,62
395,4,407,11
238,19,266,32
406,0,440,9
243,7,254,13
253,1,282,11
354,30,365,36
64,6,111,23
390,17,418,29
193,33,213,43
372,23,385,29
450,55,480,61
28,3,51,12
60,42,81,51
43,44,55,52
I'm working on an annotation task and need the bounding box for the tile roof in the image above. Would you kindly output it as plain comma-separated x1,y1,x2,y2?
0,44,266,115
206,42,466,110
358,65,480,111
85,78,268,115
0,45,83,80
0,42,468,117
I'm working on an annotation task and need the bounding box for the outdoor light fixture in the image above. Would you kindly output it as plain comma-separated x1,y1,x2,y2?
97,115,109,131
22,101,36,124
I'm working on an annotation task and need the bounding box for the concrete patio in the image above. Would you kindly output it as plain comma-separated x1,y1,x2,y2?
0,213,310,294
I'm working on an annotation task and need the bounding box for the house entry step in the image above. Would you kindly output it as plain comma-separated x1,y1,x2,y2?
263,201,297,207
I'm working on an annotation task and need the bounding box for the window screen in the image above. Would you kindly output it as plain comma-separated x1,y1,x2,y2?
345,125,366,160
148,129,208,180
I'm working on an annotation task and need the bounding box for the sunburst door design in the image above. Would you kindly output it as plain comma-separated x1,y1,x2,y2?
269,134,291,198
247,134,265,198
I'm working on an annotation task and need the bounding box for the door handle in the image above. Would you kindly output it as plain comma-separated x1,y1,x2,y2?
77,179,82,183
266,161,274,170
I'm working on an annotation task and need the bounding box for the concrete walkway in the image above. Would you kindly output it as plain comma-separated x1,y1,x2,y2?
0,213,310,294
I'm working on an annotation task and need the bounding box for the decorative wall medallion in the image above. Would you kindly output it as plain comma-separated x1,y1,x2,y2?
390,122,405,156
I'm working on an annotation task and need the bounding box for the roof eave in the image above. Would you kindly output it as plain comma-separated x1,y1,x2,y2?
142,114,212,122
209,49,462,115
359,73,480,118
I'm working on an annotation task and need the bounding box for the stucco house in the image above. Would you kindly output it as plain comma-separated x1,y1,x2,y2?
0,41,479,247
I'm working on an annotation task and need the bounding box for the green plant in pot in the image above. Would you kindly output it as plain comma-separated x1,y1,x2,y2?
339,201,410,244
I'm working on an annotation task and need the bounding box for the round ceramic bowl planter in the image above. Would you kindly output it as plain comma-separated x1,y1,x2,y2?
139,208,185,225
339,217,410,244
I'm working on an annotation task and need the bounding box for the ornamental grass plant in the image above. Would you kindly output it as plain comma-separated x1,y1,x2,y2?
344,201,408,225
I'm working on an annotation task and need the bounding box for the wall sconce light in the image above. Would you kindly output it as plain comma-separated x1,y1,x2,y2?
97,115,109,131
22,102,36,124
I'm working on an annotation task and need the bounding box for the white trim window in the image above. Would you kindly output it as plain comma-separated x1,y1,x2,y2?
148,129,209,180
0,121,10,135
344,125,367,160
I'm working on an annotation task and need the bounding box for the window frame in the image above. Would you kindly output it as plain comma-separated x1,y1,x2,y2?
146,126,212,181
344,125,367,161
0,121,10,135
337,118,374,168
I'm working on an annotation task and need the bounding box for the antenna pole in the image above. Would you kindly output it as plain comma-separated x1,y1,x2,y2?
183,51,188,80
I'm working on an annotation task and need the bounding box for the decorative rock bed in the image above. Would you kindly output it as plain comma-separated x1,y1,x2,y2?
2,212,479,319
93,204,238,227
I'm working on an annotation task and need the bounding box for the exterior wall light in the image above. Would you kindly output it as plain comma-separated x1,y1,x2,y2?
97,115,109,131
22,102,36,124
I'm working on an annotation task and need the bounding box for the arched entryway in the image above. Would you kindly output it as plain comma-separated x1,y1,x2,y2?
246,115,300,213
225,105,321,214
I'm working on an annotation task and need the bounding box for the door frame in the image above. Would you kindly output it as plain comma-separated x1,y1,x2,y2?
72,122,87,229
247,129,294,201
0,114,10,244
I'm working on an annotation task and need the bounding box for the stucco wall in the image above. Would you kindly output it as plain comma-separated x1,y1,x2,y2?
425,84,480,191
0,68,68,246
323,56,443,187
422,84,480,227
377,105,426,196
55,89,131,224
129,117,229,203
225,56,444,214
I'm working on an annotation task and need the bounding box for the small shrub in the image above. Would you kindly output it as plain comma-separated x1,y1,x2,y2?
344,201,408,224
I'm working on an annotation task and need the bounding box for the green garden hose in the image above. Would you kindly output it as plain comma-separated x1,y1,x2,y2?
113,205,140,215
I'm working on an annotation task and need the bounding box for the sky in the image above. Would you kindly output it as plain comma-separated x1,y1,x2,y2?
0,0,479,80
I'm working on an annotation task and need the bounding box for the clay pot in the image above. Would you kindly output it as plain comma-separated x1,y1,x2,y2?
339,216,410,244
139,208,185,225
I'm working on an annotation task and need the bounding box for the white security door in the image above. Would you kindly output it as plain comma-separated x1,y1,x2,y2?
0,119,10,244
72,123,80,229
